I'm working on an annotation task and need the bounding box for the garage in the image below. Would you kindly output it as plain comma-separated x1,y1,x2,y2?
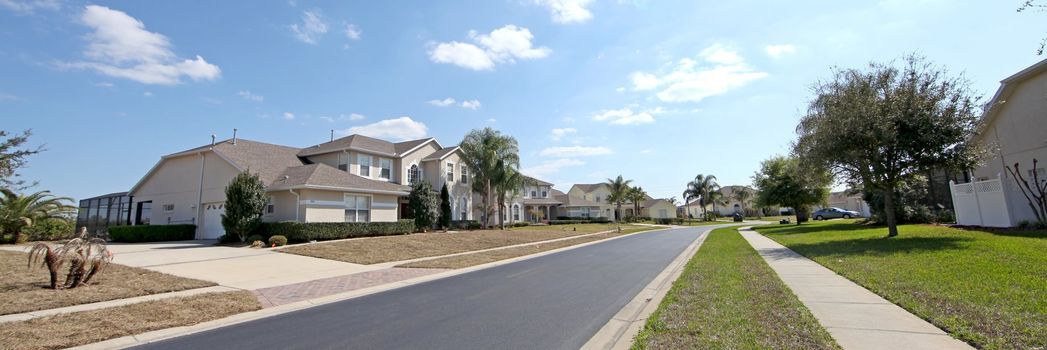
202,202,226,239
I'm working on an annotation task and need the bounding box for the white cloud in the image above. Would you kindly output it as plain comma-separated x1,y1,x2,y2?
764,44,796,58
459,99,481,110
615,87,625,93
630,72,661,91
61,5,220,85
0,0,59,13
591,107,655,125
539,145,614,157
550,127,577,141
630,43,767,103
532,0,594,24
343,116,428,141
142,91,152,97
428,97,456,107
321,113,366,122
291,10,327,44
347,113,365,121
283,112,295,120
487,118,497,123
344,24,361,40
428,25,550,71
522,158,585,178
639,149,653,154
237,90,264,102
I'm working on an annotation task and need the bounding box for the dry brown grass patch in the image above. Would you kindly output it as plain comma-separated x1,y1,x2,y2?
0,250,215,315
281,226,618,264
0,291,260,350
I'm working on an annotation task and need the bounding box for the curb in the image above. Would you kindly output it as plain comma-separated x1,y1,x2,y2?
0,285,239,324
581,224,734,350
72,225,674,350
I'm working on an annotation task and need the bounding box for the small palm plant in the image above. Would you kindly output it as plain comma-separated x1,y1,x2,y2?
27,227,112,289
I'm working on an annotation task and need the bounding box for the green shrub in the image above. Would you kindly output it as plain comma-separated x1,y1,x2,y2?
653,218,679,225
218,233,241,244
253,219,414,243
268,235,287,246
108,224,196,243
22,218,76,241
245,234,263,243
548,219,612,225
450,220,481,230
511,222,530,227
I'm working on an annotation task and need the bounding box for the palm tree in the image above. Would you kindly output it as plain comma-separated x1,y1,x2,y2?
629,186,647,219
707,188,726,219
0,189,75,242
460,128,519,228
682,174,719,221
604,175,633,222
493,163,525,229
733,188,753,216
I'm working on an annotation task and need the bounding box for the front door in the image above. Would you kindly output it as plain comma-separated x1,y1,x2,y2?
202,202,225,239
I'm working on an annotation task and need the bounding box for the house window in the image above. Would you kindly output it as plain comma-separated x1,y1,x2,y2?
344,195,370,222
460,197,468,219
162,204,174,212
446,162,454,182
531,190,537,198
265,197,274,215
358,154,372,177
408,164,421,184
595,196,601,203
461,167,468,184
338,154,348,171
512,204,520,221
135,201,152,225
541,190,547,198
379,158,392,180
659,209,668,218
1027,168,1046,178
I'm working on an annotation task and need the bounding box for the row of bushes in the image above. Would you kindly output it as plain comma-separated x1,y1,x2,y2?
548,219,612,225
450,220,482,230
248,219,415,243
108,224,196,243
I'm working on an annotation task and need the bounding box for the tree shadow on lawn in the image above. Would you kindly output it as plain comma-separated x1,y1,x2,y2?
755,222,871,236
780,235,973,258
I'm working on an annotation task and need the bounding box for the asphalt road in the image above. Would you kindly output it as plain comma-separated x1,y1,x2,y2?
133,226,715,350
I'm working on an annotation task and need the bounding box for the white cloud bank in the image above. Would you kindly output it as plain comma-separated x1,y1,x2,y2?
764,44,796,58
0,0,59,13
532,0,594,24
591,107,655,125
629,43,767,103
428,25,551,71
428,97,481,110
237,90,263,102
343,116,428,141
291,10,328,44
539,145,613,157
550,127,577,141
522,158,585,178
60,5,220,85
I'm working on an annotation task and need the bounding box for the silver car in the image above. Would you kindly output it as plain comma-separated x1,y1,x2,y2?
812,207,860,220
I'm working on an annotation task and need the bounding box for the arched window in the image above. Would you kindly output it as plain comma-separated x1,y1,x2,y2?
512,204,520,221
408,164,420,184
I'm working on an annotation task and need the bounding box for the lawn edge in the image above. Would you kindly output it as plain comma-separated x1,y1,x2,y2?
73,225,679,350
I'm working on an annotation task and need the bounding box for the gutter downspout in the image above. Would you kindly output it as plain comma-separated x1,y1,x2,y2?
196,152,206,238
289,189,300,221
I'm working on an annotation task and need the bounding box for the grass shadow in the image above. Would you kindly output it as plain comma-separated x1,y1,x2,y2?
755,222,871,236
779,235,972,258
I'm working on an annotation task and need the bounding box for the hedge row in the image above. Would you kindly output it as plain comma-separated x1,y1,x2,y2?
450,220,482,230
252,219,415,242
548,219,612,225
108,224,196,243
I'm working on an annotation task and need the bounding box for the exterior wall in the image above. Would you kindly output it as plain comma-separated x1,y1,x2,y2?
263,190,299,222
563,206,603,218
297,189,399,223
642,202,678,218
397,142,440,184
568,185,615,218
131,151,239,238
442,152,473,220
970,70,1047,225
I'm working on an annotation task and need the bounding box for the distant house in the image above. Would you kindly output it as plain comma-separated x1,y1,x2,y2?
950,58,1047,227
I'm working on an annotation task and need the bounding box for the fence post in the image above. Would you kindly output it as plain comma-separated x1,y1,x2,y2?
973,180,984,226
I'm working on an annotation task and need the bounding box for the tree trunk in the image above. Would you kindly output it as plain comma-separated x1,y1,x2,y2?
883,188,899,237
485,179,492,228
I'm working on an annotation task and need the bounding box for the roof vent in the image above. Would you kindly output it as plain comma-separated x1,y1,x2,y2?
232,128,238,145
210,134,216,148
330,129,334,142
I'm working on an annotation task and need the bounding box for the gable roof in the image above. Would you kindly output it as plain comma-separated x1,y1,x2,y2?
297,134,397,157
523,175,553,186
553,189,602,207
979,58,1047,135
642,198,673,208
395,138,440,155
571,183,607,193
422,146,459,161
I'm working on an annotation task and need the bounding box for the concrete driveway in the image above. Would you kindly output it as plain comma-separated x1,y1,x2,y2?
103,241,383,290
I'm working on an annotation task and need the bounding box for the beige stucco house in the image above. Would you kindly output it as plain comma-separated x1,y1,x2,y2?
129,134,474,239
950,58,1047,227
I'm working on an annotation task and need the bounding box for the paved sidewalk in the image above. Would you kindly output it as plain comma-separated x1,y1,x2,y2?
738,227,972,350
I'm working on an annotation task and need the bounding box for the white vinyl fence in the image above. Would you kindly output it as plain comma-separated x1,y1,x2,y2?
949,176,1013,227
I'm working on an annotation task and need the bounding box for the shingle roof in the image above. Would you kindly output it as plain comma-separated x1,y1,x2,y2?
269,163,410,194
642,198,672,208
572,183,606,193
523,175,553,186
422,146,458,161
394,138,436,155
210,139,305,186
297,134,398,157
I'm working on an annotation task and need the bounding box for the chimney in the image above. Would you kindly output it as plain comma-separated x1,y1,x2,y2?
210,134,216,147
330,129,334,142
232,128,238,145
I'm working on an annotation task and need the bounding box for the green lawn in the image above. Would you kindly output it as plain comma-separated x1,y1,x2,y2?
633,227,839,349
754,221,1047,349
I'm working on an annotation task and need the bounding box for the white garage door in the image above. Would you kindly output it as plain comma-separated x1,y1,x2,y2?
202,202,225,239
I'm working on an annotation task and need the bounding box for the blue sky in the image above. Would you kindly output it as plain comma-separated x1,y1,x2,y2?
1,0,1044,202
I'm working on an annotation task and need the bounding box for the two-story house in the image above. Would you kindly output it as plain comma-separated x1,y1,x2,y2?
566,183,677,220
126,133,473,239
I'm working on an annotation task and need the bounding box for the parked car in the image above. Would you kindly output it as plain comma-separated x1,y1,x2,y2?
812,207,860,220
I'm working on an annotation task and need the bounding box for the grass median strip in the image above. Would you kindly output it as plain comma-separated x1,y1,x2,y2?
398,225,657,269
0,250,215,316
0,290,260,350
755,221,1047,349
633,227,839,350
280,223,624,265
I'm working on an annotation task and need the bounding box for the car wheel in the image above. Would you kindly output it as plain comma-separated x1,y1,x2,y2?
815,215,824,221
843,214,851,219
